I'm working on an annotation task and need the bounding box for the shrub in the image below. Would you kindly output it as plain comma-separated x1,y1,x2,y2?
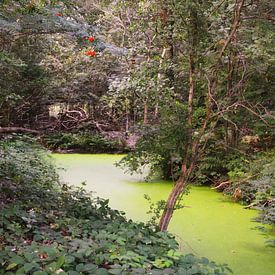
194,145,248,186
0,136,59,209
224,151,275,227
43,132,124,153
117,104,189,181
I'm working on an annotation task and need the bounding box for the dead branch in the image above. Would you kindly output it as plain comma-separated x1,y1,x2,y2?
212,180,231,190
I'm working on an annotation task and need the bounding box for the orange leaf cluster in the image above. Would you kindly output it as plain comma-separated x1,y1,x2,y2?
85,50,96,57
87,36,95,42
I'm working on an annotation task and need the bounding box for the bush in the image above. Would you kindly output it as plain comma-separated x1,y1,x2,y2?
43,132,125,153
0,138,58,185
117,103,189,181
224,151,275,227
0,138,230,274
194,145,248,186
0,136,59,209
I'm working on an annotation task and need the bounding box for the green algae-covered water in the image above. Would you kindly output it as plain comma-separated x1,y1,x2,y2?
53,154,275,275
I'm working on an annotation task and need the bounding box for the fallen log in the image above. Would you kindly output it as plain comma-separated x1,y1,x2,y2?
0,127,40,134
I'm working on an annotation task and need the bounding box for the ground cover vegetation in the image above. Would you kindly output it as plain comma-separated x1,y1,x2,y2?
0,137,230,274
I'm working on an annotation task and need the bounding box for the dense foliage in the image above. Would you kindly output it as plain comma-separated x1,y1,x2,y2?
0,0,274,246
224,151,275,227
0,0,122,131
107,0,274,230
0,138,230,274
43,132,126,153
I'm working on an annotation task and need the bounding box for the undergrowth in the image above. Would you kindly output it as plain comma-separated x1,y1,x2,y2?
43,132,125,153
0,137,230,274
224,151,275,228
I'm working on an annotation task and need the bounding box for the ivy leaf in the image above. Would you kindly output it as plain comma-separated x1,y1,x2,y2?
95,268,109,275
108,268,124,275
23,262,39,273
82,263,97,272
9,256,25,265
56,255,65,269
6,262,18,270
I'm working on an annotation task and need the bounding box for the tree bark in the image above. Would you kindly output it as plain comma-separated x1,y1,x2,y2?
155,48,167,118
143,103,148,125
159,162,194,231
159,175,186,231
187,52,195,128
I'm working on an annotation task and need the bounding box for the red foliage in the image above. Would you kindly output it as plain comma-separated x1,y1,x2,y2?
85,50,96,57
87,36,95,42
55,12,62,16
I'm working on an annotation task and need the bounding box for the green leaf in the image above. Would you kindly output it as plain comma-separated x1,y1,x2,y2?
23,262,39,273
46,262,57,272
108,269,124,275
33,234,44,241
9,256,25,265
16,266,26,274
65,255,75,264
76,263,84,272
200,257,209,265
116,237,126,245
42,247,57,257
85,249,93,257
95,269,109,275
6,262,18,270
188,265,200,274
131,268,146,274
56,256,65,269
24,252,35,262
82,264,97,272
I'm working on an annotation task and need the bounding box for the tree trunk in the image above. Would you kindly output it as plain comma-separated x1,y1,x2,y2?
159,48,196,232
143,103,148,125
125,111,129,132
187,52,195,127
155,48,169,118
159,175,187,231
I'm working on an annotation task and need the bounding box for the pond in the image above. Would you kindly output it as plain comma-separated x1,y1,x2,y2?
53,154,275,275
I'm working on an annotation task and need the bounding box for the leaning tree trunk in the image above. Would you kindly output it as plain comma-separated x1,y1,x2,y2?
159,47,196,232
159,175,187,231
159,162,195,231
